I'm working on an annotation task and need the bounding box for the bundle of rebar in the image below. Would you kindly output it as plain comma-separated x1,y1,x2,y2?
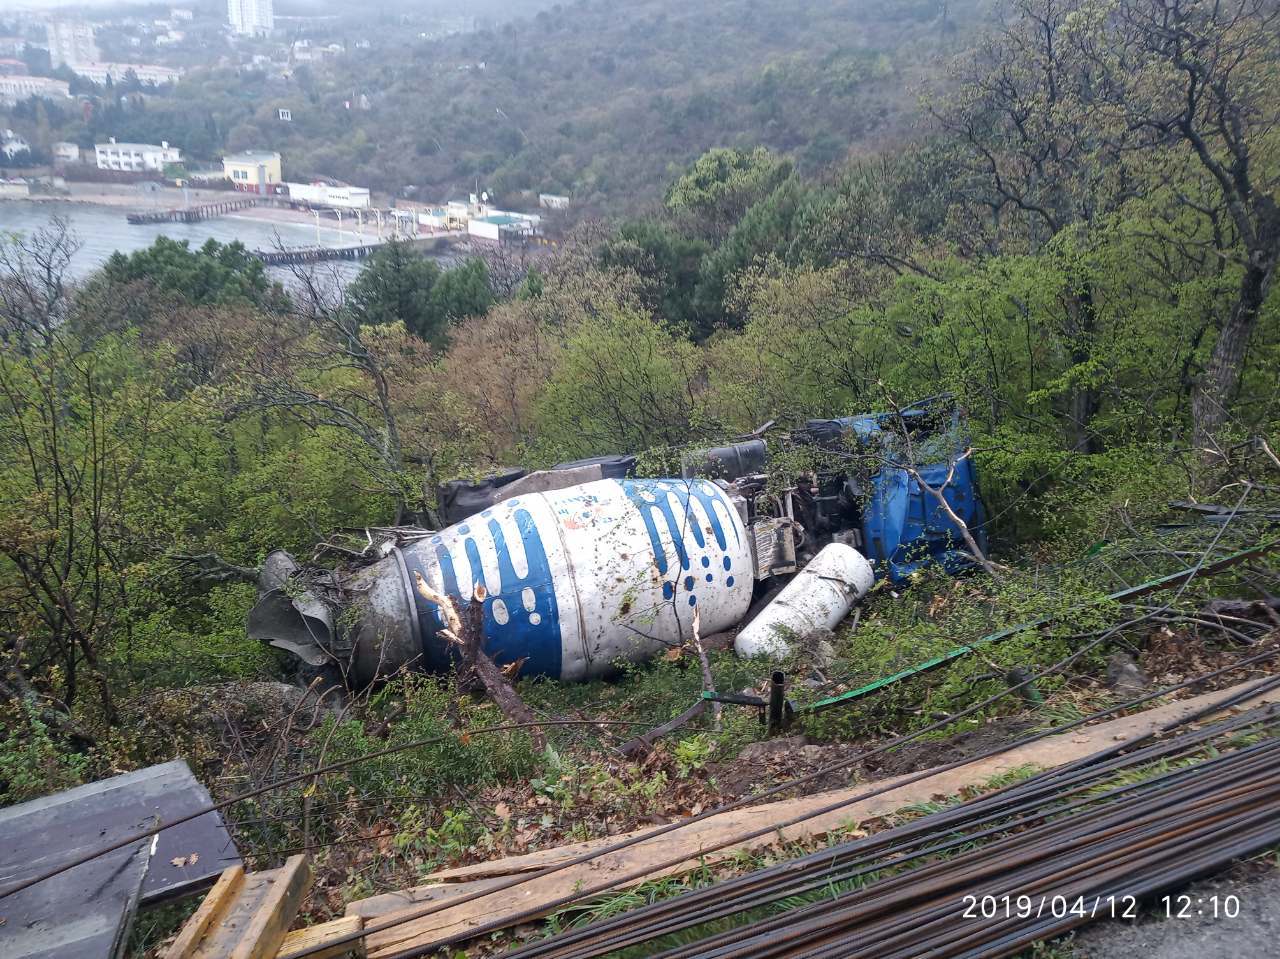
509,701,1280,959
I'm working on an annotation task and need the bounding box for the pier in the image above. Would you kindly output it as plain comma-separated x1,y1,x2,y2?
125,198,259,225
251,243,383,266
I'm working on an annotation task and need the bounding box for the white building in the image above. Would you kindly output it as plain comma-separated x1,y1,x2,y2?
0,75,71,104
94,138,181,173
75,62,184,85
286,181,370,209
228,0,274,36
171,8,195,21
539,193,571,210
467,211,539,243
45,20,99,69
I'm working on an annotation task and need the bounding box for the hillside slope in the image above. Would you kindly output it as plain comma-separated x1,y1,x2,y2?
214,0,985,210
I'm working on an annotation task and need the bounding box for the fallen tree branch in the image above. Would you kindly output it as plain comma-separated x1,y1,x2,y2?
168,551,261,584
618,700,708,758
414,574,546,751
690,606,721,730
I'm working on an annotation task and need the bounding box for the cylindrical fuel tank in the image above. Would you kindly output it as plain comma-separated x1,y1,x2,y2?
734,543,874,659
345,478,754,684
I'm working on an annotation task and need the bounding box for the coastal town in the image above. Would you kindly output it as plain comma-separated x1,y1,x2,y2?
0,0,569,268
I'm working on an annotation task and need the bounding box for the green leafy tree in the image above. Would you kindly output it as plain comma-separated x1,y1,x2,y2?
694,175,825,332
98,236,285,311
346,244,493,345
532,306,706,459
598,220,709,332
1100,0,1280,458
428,259,493,333
666,147,793,241
345,240,444,340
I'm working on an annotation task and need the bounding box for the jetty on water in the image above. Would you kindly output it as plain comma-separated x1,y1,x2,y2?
252,243,383,266
126,198,260,225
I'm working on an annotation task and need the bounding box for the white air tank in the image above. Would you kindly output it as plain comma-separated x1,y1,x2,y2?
734,543,874,659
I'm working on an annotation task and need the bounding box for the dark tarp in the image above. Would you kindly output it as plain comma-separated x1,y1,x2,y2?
437,467,526,526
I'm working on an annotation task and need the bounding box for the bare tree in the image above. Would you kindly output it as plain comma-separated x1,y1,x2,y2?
221,261,439,522
473,241,535,300
933,0,1141,454
0,217,77,348
0,224,143,727
1104,0,1280,458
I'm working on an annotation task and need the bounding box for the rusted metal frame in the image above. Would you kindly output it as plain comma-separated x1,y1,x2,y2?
948,813,1280,959
540,705,1280,959
713,770,1280,959
691,766,1280,958
829,794,1280,959
751,749,1280,957
691,701,1280,952
813,779,1280,958
893,808,1280,959
615,734,1280,959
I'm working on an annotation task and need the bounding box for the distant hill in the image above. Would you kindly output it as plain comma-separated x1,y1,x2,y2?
279,0,984,211
46,0,988,213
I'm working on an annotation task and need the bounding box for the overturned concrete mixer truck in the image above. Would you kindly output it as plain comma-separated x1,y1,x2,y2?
248,396,988,686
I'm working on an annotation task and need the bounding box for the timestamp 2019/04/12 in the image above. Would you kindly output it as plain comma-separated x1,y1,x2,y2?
1161,894,1242,919
960,893,1244,921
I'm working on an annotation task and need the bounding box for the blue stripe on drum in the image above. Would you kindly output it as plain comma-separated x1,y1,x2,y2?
480,508,562,679
618,478,735,576
408,504,564,680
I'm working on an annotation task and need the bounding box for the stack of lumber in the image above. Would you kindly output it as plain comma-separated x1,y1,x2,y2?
163,855,364,959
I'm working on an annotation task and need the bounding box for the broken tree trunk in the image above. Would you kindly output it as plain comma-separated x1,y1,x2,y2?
414,575,546,751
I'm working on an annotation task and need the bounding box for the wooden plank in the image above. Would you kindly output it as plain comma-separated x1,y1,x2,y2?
355,677,1280,957
164,865,246,959
188,869,280,959
343,876,509,920
230,856,312,959
276,916,366,959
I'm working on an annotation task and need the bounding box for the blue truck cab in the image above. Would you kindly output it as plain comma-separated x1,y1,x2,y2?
796,397,989,583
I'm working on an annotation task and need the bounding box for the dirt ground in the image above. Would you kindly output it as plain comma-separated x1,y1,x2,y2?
708,716,1037,800
1068,862,1280,959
